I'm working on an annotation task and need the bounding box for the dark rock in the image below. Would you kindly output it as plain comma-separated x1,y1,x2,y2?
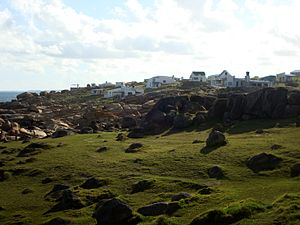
17,143,52,157
121,117,137,129
137,202,169,216
0,169,10,181
206,130,226,148
288,91,300,105
80,127,94,134
271,144,283,150
226,94,246,120
46,189,84,213
290,163,300,177
208,98,228,120
132,179,155,193
246,153,282,172
166,201,181,215
171,192,191,201
96,147,109,152
190,209,232,225
193,112,207,125
198,187,213,195
255,129,264,134
126,143,144,153
284,105,300,118
43,217,71,225
45,184,70,201
244,88,288,119
127,128,145,138
25,142,53,149
52,129,73,138
42,177,53,184
173,113,193,129
80,178,107,189
93,198,133,225
16,92,36,100
21,188,33,194
116,133,126,141
208,166,224,179
192,140,204,144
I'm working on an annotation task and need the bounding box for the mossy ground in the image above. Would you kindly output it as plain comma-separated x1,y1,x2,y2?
0,118,299,225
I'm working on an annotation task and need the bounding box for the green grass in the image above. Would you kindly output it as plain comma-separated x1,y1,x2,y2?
0,119,300,224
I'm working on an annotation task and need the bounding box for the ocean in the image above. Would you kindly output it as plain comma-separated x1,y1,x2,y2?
0,91,23,103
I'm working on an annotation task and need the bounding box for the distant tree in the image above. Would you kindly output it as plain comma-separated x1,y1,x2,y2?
252,76,260,80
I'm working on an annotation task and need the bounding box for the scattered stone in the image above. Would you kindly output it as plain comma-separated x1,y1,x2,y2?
46,189,84,213
171,192,191,201
198,187,213,195
132,179,155,193
205,130,226,148
52,129,73,138
208,166,224,179
271,144,283,150
80,127,94,134
45,184,70,201
246,153,282,172
43,217,71,225
21,188,33,194
93,198,133,225
116,133,126,141
138,202,169,216
96,147,109,152
255,129,264,134
80,177,108,189
17,142,53,157
0,169,10,181
42,177,53,184
126,143,144,153
192,140,204,144
290,163,300,177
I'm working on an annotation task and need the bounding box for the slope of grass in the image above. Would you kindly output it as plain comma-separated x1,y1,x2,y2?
0,118,300,224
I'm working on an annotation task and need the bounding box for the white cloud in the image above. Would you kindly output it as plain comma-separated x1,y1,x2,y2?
0,0,299,90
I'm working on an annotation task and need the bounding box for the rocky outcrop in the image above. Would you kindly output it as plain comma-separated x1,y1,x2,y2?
93,198,133,225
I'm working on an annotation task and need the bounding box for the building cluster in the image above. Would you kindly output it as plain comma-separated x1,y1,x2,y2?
86,69,299,99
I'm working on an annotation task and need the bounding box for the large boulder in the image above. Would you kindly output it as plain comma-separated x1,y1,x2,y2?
206,130,226,148
121,117,137,129
246,153,282,172
93,198,133,225
244,88,288,119
52,129,73,138
288,91,300,105
226,94,246,120
132,179,155,193
171,192,191,201
208,98,228,120
16,92,37,101
173,113,193,129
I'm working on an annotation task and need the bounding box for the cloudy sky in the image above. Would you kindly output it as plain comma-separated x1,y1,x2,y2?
0,0,299,90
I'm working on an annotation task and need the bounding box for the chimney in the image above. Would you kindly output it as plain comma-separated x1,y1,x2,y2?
245,71,250,82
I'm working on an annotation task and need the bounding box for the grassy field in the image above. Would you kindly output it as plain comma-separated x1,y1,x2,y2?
0,118,300,225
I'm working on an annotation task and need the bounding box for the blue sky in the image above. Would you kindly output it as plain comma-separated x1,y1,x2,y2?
0,0,299,91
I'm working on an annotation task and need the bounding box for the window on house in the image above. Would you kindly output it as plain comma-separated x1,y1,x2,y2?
163,80,166,83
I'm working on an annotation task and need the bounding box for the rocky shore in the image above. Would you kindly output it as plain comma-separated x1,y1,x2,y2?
0,86,299,142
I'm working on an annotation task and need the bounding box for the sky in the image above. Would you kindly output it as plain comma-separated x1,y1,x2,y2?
0,0,299,91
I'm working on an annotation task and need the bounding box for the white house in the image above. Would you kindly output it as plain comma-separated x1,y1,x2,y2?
91,89,103,95
208,70,236,87
208,71,272,88
276,72,297,82
104,85,144,99
99,81,115,88
290,70,300,76
190,71,206,82
145,76,176,88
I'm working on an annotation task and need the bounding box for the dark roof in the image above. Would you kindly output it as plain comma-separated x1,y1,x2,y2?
191,71,205,76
